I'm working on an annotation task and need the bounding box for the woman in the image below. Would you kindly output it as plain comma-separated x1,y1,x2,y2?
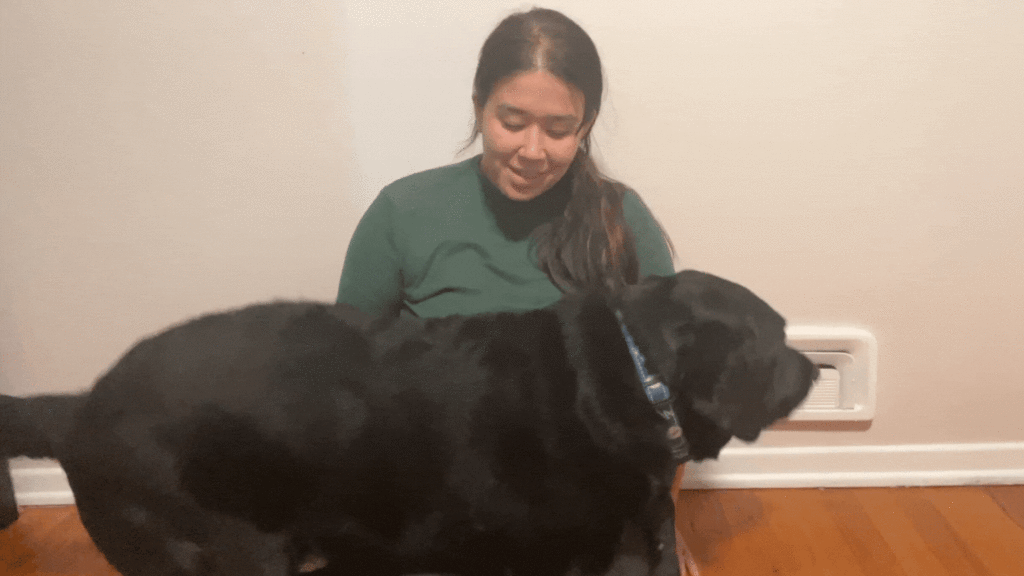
337,7,698,575
337,7,673,317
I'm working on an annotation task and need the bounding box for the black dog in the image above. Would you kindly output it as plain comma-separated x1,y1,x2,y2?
1,270,815,576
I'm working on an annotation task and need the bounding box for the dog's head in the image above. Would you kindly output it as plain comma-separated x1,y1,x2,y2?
618,270,817,461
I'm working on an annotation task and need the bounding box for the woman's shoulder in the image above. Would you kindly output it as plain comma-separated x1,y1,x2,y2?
616,184,676,275
618,185,653,222
380,155,482,206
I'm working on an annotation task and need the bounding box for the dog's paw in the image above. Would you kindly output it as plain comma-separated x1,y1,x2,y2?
296,552,329,573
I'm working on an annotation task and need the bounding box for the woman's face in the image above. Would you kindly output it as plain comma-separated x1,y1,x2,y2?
477,70,592,201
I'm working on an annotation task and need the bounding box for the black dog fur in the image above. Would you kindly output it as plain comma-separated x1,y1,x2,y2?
0,270,816,576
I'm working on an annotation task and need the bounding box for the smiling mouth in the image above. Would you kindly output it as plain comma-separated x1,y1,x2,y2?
511,169,543,184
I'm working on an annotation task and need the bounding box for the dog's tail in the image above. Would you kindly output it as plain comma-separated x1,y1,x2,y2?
1,394,82,459
1,394,82,529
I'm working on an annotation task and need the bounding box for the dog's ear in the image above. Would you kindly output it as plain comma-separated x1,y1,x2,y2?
616,271,755,393
614,273,698,382
675,272,814,443
619,271,815,457
699,345,816,443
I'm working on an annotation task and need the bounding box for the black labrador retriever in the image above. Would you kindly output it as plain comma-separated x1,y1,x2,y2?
1,270,815,576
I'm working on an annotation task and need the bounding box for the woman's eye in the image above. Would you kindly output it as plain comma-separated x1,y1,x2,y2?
502,122,525,131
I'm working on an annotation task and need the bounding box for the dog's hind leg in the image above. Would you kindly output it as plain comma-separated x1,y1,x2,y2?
71,482,291,576
78,496,292,576
294,536,407,576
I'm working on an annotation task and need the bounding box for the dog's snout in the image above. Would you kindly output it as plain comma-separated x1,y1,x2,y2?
808,358,821,383
735,428,761,442
776,348,817,412
756,348,814,422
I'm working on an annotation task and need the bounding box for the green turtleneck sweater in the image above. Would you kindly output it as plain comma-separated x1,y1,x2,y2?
337,155,674,318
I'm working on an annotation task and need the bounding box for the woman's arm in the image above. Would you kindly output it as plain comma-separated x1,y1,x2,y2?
336,193,404,317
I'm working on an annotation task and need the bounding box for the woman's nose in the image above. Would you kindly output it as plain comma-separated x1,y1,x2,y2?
518,125,546,160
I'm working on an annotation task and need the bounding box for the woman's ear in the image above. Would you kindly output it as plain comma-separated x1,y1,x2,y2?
472,94,484,130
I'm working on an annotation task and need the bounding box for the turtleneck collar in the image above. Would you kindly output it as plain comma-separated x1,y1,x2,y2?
475,155,571,241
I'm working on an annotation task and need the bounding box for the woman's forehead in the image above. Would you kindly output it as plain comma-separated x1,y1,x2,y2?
487,70,586,120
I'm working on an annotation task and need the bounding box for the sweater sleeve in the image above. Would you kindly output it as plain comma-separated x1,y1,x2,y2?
623,190,676,278
336,193,404,317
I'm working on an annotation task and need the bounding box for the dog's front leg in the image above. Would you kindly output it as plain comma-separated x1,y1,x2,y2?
596,513,679,576
638,477,683,576
648,513,682,576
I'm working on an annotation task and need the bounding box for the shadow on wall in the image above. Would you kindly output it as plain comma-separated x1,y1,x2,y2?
770,420,873,433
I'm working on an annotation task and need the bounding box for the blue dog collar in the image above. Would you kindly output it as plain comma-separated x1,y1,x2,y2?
614,310,690,463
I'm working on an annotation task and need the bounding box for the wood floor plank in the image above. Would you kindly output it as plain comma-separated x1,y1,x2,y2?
4,487,1024,576
675,486,1024,576
836,489,950,575
0,506,118,576
818,488,908,576
900,488,992,575
853,488,996,576
984,484,1024,531
674,489,735,567
920,486,1024,575
716,489,795,575
679,489,875,576
676,488,783,574
755,489,866,576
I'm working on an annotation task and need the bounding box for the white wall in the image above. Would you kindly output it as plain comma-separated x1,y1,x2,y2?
1,0,356,396
3,0,1023,489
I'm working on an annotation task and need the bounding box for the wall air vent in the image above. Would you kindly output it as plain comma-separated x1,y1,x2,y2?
784,326,877,422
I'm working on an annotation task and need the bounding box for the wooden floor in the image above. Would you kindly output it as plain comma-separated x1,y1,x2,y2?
675,486,1024,576
1,486,1022,575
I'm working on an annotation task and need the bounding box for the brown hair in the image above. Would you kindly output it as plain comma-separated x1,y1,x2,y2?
467,7,673,292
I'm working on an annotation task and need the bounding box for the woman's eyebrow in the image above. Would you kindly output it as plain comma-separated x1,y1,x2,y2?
496,104,578,124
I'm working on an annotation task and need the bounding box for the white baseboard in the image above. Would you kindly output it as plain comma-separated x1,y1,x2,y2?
9,457,74,506
9,442,1024,505
679,442,1024,489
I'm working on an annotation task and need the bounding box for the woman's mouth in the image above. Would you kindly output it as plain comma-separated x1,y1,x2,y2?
511,168,543,184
